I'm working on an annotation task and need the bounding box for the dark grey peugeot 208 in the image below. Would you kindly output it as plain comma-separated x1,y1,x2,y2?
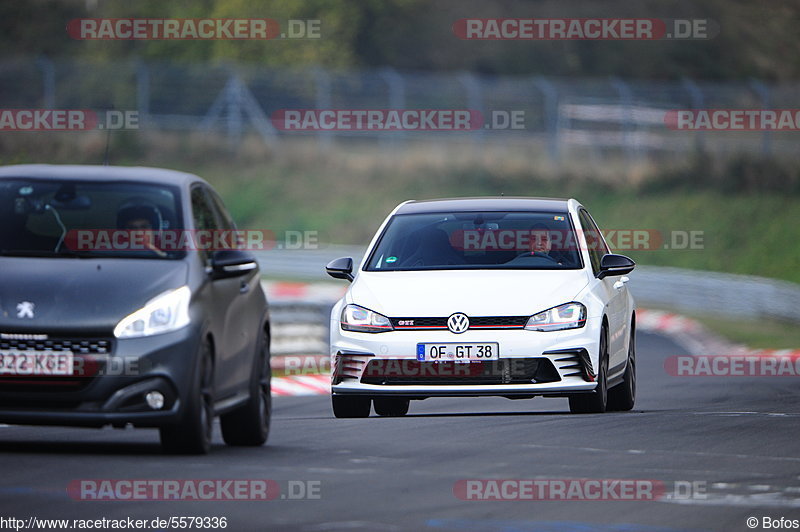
0,165,271,454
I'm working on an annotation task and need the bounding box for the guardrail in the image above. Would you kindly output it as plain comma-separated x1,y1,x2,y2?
258,243,800,315
269,301,331,356
261,246,800,358
626,266,800,322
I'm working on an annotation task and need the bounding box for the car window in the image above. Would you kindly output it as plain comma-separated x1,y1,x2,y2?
190,185,221,262
578,209,608,274
207,189,236,232
0,178,184,259
191,185,220,232
365,211,583,271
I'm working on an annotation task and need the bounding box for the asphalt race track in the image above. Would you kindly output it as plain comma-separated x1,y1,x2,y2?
1,331,799,532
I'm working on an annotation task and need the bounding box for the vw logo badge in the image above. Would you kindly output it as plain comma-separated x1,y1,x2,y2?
447,313,470,334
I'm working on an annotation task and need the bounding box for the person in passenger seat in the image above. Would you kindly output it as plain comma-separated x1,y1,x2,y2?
401,226,464,267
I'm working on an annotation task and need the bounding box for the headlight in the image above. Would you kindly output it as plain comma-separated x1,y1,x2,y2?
525,302,586,332
114,286,191,339
340,304,393,333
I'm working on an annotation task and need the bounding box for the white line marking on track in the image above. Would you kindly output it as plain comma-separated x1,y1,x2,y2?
665,494,800,509
519,443,800,463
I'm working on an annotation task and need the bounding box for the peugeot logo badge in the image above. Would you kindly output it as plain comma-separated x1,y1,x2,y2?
447,313,470,334
16,301,35,319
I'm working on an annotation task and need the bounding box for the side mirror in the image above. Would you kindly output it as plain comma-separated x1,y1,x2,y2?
210,249,258,279
597,254,635,279
326,257,354,282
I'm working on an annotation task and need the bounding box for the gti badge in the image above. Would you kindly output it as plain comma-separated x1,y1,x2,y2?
16,301,35,319
447,313,469,334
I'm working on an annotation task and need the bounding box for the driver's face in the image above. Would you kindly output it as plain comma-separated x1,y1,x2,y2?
530,230,552,253
125,217,153,231
124,217,157,247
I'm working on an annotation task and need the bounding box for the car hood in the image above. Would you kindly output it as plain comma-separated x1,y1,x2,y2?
0,257,188,334
348,269,590,317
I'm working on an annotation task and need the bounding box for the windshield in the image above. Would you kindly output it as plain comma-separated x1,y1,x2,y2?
365,211,583,271
0,178,184,259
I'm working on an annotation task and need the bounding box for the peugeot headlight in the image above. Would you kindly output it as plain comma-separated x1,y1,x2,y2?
340,304,393,333
525,302,586,332
114,286,191,338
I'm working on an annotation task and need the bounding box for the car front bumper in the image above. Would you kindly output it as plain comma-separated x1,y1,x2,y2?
330,320,602,398
0,324,202,428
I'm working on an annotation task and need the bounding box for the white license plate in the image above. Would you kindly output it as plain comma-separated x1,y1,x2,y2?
416,343,499,362
0,350,74,376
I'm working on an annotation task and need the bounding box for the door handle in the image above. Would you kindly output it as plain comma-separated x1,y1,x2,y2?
239,280,250,294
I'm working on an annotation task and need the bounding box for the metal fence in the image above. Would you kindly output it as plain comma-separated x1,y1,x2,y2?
2,57,799,162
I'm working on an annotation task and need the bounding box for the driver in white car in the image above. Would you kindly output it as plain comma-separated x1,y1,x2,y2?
523,222,568,265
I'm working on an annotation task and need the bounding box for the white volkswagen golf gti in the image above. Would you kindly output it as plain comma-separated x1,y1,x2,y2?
326,197,636,417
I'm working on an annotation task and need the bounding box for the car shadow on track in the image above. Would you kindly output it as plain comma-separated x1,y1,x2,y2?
284,410,648,420
0,439,165,455
0,435,299,456
392,410,646,418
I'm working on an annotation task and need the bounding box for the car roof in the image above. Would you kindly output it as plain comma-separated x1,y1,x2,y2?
395,197,573,214
0,164,207,187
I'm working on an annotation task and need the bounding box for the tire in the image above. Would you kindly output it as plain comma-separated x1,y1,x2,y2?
221,329,271,446
373,397,410,417
160,337,214,454
332,395,371,418
569,326,608,414
608,324,636,412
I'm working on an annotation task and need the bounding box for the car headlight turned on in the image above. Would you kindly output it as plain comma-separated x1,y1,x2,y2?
114,286,191,339
341,304,393,333
525,302,587,332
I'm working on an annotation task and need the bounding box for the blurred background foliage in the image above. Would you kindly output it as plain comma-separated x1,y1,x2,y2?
2,0,800,80
1,0,798,285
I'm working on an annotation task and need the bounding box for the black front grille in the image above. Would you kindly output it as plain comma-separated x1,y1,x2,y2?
470,316,529,328
0,337,113,355
390,316,528,330
360,358,561,385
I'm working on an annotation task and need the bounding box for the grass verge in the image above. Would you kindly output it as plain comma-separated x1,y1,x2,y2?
682,312,800,351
